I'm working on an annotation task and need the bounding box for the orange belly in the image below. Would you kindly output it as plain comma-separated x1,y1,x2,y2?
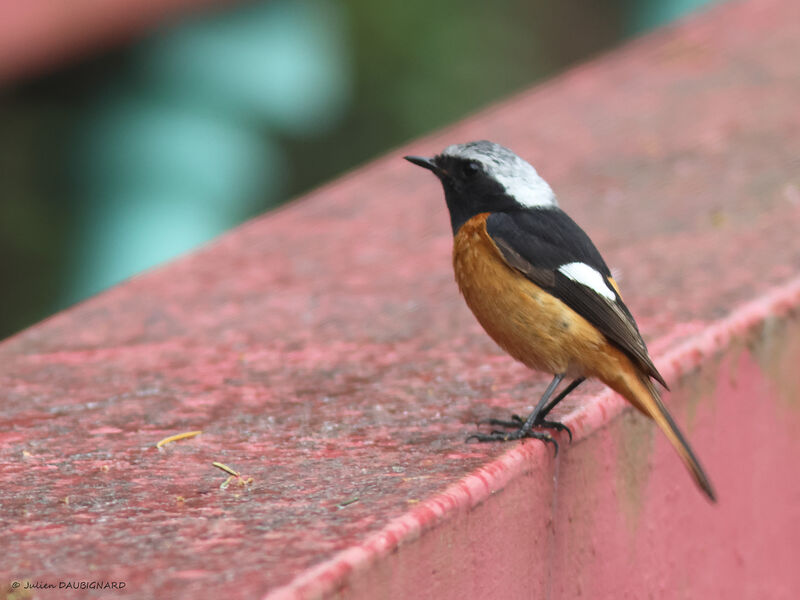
452,213,626,381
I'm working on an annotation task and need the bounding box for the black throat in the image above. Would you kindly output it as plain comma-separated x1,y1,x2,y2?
443,186,521,235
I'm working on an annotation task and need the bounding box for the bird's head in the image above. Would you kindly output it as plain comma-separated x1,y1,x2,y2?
405,140,558,234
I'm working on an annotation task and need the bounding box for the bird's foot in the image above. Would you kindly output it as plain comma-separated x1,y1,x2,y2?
466,428,561,456
478,414,573,443
478,414,525,429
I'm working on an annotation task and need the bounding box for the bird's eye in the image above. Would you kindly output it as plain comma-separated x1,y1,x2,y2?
462,162,480,177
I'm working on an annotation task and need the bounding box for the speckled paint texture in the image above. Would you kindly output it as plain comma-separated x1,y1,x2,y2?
2,0,800,598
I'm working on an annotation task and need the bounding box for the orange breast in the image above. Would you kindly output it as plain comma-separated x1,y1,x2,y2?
452,213,623,380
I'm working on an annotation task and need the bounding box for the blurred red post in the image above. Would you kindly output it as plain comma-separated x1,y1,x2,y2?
2,0,800,598
0,0,235,83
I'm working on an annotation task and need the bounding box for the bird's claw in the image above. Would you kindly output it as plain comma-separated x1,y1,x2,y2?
477,414,573,444
537,420,573,443
466,428,560,457
478,414,524,428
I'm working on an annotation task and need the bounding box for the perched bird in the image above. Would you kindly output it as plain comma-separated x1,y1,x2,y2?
405,141,715,502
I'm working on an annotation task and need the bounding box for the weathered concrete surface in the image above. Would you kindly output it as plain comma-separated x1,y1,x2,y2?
2,0,800,598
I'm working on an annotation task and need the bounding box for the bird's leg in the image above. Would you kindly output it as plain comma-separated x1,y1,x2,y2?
517,372,564,433
480,377,585,443
540,377,585,419
534,377,585,441
468,374,566,454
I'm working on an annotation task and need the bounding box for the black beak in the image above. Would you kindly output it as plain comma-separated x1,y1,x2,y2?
404,155,440,175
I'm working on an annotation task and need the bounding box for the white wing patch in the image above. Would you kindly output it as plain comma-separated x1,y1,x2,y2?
558,262,616,300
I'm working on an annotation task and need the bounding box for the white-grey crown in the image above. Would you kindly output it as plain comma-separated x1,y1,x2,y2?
441,141,557,208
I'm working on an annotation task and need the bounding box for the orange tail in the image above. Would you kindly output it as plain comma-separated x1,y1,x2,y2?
612,368,716,502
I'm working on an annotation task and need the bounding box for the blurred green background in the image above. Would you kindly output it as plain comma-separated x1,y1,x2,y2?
0,0,715,340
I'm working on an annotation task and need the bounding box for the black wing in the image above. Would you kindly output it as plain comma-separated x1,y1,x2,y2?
486,209,667,388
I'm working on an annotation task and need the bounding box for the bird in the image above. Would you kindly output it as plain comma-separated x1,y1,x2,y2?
405,140,715,502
